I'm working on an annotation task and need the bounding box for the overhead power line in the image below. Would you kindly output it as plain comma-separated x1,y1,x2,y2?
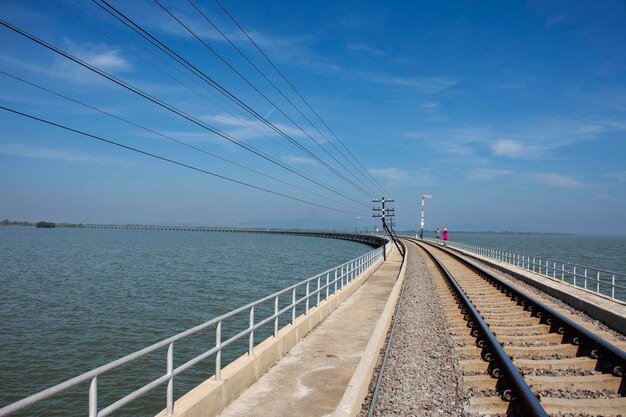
0,18,368,208
214,0,387,196
94,0,373,199
0,105,363,216
160,0,378,197
0,70,363,212
50,0,295,155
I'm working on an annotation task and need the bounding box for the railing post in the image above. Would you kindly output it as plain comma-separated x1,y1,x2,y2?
553,261,556,278
533,256,536,272
561,264,565,281
612,275,615,299
249,306,254,356
584,268,588,289
292,288,296,324
305,282,310,315
274,296,279,337
89,375,97,417
317,276,321,306
215,320,222,380
597,271,600,293
334,269,338,293
326,272,330,300
573,266,577,286
167,342,174,416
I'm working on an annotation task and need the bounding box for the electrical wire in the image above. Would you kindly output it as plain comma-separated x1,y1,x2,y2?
188,0,379,196
0,104,363,216
0,18,368,208
0,69,363,212
94,0,373,198
162,0,378,197
66,0,300,157
214,0,387,195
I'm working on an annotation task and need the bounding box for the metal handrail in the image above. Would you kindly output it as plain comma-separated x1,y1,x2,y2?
0,243,389,417
425,239,626,301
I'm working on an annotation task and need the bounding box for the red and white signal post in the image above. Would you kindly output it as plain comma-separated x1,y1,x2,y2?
419,194,432,239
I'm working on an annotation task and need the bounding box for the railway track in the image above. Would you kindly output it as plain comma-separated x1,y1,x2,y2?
405,238,626,416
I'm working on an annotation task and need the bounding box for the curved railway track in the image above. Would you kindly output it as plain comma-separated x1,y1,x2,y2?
366,237,626,416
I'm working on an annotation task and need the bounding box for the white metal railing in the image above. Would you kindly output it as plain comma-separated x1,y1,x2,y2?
0,244,388,417
428,239,626,302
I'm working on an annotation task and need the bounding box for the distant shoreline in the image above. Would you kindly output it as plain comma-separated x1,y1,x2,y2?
0,220,576,235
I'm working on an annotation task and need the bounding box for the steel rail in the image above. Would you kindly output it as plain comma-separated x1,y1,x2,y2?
366,240,408,417
424,240,626,376
409,239,548,417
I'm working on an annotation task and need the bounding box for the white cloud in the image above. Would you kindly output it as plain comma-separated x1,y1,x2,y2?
201,113,312,142
401,118,626,159
529,173,584,188
490,139,529,157
372,76,457,93
466,169,513,181
346,43,385,56
403,131,429,139
0,144,126,165
419,101,440,109
368,167,410,182
51,39,132,82
605,171,626,184
282,155,317,165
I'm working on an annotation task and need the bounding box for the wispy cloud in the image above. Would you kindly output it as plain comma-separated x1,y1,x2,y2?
528,173,585,188
51,39,132,82
346,43,385,56
496,81,527,90
201,113,312,142
402,118,626,159
466,169,513,181
368,167,410,182
282,155,317,165
605,171,626,184
490,139,536,158
0,144,127,165
371,75,457,93
419,101,440,109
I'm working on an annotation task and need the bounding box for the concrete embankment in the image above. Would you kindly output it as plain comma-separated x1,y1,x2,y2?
156,245,405,417
443,243,626,335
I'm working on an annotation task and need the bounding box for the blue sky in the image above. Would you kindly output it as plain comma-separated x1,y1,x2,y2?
0,0,624,234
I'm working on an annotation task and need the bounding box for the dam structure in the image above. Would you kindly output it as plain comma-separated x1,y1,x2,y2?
0,231,625,417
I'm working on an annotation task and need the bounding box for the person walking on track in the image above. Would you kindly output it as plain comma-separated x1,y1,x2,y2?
442,228,448,246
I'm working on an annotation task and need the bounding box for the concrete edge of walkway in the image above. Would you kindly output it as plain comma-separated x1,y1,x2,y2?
155,248,390,417
333,241,408,417
448,246,626,335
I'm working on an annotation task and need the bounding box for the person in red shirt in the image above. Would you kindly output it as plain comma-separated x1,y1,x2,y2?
442,228,448,246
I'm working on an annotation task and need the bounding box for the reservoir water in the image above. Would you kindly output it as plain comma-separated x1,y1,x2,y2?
2,227,625,416
0,227,372,416
445,232,626,274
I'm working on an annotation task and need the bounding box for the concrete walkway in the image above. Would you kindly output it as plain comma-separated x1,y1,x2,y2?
215,247,404,417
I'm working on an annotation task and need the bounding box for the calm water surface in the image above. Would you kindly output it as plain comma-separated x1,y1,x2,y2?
445,232,626,273
0,227,372,416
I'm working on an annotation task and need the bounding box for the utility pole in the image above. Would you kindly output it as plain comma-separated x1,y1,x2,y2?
373,197,404,259
419,194,432,239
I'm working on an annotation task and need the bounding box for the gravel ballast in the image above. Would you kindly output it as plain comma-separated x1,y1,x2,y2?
359,243,465,417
